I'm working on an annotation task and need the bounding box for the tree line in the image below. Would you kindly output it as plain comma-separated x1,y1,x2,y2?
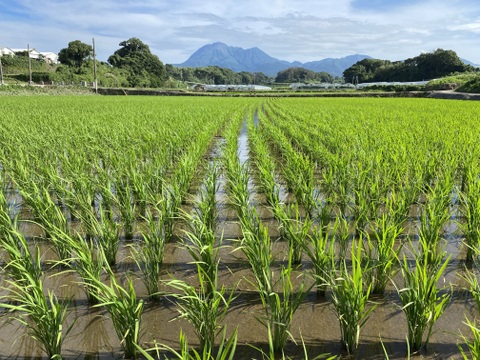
343,49,478,83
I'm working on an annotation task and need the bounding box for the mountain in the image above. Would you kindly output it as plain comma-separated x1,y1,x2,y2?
175,42,371,77
176,42,291,75
302,55,372,76
461,58,480,67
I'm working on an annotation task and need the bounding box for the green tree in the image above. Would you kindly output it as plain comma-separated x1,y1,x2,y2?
411,49,468,80
316,71,334,83
275,67,316,83
58,40,93,69
108,38,165,87
343,49,471,83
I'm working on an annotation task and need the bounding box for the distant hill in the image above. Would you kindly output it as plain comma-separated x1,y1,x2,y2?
174,42,371,77
302,55,372,76
461,58,480,67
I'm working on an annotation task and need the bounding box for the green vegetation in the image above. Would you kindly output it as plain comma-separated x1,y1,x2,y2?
108,37,166,87
344,49,478,83
0,96,480,359
165,64,271,85
426,72,478,89
275,67,334,83
457,75,480,93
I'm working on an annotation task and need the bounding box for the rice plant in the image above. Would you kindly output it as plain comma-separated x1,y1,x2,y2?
392,249,451,353
195,162,219,233
303,225,335,296
333,216,350,261
327,239,376,354
458,317,480,360
363,214,403,294
166,267,235,355
84,257,145,359
275,202,311,265
458,166,480,263
131,207,166,300
136,328,238,360
239,212,310,353
0,228,74,360
418,175,452,266
182,214,221,296
115,178,137,240
461,248,480,312
256,259,310,353
161,184,182,242
74,202,120,266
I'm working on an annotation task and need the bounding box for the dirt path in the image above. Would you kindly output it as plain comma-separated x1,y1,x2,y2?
427,90,480,100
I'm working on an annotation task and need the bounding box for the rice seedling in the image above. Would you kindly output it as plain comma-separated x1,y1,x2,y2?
458,317,480,359
128,162,150,218
131,207,166,300
136,328,238,360
85,258,145,359
97,204,121,266
161,184,181,243
166,267,235,355
392,247,451,353
460,247,480,313
274,202,311,265
115,178,137,240
73,201,120,266
303,224,335,297
52,227,103,305
363,214,403,294
333,216,350,261
249,325,335,360
238,211,310,353
418,173,452,266
326,239,376,354
0,227,74,360
417,202,447,267
182,214,222,296
195,162,220,233
256,259,310,353
37,193,72,261
458,165,480,263
315,196,333,233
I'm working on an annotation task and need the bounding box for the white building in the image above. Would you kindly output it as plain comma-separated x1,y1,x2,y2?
0,47,15,57
0,47,59,64
40,52,59,64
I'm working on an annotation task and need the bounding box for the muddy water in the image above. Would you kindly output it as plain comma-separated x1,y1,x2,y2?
0,144,477,359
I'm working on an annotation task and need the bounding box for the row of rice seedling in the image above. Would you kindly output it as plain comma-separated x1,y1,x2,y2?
221,113,315,358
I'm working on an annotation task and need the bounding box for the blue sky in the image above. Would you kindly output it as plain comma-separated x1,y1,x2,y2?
1,0,479,65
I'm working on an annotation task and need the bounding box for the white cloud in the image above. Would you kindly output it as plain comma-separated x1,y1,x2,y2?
448,21,480,33
1,0,479,65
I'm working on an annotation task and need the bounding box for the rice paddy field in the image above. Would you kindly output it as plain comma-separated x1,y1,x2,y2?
1,96,480,359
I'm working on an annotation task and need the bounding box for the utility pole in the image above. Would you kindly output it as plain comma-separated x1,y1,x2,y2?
92,38,98,94
27,44,32,84
0,56,4,85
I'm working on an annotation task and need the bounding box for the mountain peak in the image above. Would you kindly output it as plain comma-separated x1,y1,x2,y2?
175,43,371,76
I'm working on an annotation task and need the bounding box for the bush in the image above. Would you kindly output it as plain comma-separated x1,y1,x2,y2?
457,76,480,93
426,72,479,90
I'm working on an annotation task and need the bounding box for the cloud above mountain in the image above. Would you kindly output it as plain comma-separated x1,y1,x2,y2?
1,0,479,65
